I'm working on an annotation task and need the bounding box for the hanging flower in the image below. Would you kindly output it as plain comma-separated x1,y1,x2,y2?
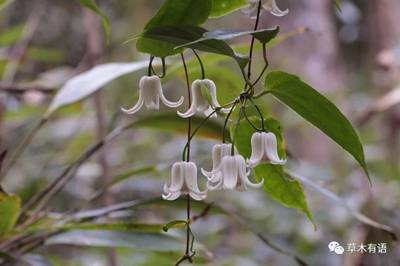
207,155,264,191
177,79,229,118
162,161,207,201
121,75,184,114
242,0,289,18
201,143,232,183
247,132,286,168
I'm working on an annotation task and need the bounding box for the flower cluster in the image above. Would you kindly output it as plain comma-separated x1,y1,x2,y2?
203,132,286,192
164,132,286,200
122,75,287,201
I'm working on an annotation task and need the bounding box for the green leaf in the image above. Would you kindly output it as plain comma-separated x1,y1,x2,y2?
162,220,187,232
45,230,183,251
253,26,280,44
234,27,309,55
231,117,315,226
27,46,65,64
129,113,229,141
77,0,111,42
136,0,212,57
135,198,226,216
141,26,248,69
61,222,164,233
0,192,21,236
174,26,279,49
45,61,148,117
0,24,24,46
111,166,157,186
255,165,315,228
210,0,248,18
86,166,158,203
0,0,14,11
288,170,396,240
334,0,342,11
165,28,307,104
265,71,370,181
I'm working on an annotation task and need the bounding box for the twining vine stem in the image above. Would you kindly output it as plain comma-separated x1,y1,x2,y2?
231,104,243,155
243,0,267,128
148,55,166,78
222,103,238,143
249,97,265,131
246,0,262,84
179,52,194,265
242,99,263,132
0,118,48,182
181,101,237,160
178,1,265,263
192,49,205,80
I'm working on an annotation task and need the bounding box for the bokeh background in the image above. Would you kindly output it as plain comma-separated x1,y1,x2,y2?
0,0,399,265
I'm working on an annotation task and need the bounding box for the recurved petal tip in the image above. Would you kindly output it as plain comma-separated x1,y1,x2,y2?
161,94,184,108
246,177,264,188
269,0,289,17
177,107,197,118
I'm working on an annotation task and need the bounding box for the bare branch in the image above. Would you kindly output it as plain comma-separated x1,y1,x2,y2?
0,81,55,94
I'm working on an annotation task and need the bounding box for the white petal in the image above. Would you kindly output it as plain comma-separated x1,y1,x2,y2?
207,176,223,191
177,80,203,118
201,167,221,183
162,182,181,200
201,168,213,179
221,156,238,189
236,156,249,191
184,162,207,197
121,92,144,114
264,132,286,165
236,154,263,189
189,191,207,201
268,0,289,17
245,177,264,188
195,81,210,113
235,178,246,192
247,132,264,167
202,79,223,109
220,143,232,157
162,190,181,201
121,77,147,114
142,75,161,110
167,162,184,192
163,183,169,194
212,144,223,171
209,170,222,183
204,106,217,117
218,106,233,114
159,82,184,108
177,104,197,118
160,94,184,108
184,162,199,191
240,3,258,17
235,155,247,171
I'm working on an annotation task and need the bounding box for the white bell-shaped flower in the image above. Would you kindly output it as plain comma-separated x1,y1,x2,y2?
242,0,289,18
201,143,232,183
121,75,183,114
162,161,207,201
177,79,229,118
247,132,286,168
207,155,264,191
